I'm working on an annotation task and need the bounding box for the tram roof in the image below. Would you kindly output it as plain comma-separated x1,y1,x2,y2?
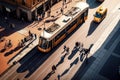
41,2,89,41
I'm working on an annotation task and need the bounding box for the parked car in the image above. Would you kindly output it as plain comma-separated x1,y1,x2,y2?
93,6,107,23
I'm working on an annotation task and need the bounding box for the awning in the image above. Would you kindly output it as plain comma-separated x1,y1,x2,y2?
0,1,17,10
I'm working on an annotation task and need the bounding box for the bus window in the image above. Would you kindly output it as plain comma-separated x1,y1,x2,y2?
39,37,50,49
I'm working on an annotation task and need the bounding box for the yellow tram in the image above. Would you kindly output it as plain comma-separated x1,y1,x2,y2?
38,2,89,53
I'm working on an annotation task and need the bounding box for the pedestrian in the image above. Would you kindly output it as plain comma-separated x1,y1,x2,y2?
4,40,7,49
42,11,45,19
34,33,37,39
64,0,66,3
57,74,61,80
37,15,40,23
4,16,8,23
85,56,88,64
12,23,15,29
75,42,80,48
60,8,63,15
8,40,12,47
28,30,31,36
21,17,24,23
24,37,27,42
17,78,20,80
66,47,70,55
47,9,51,17
52,65,56,73
21,39,25,47
30,33,33,39
64,0,67,8
62,45,66,53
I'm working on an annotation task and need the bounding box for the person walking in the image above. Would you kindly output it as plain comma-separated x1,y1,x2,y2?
52,65,56,73
75,41,81,49
66,47,70,55
28,30,31,36
21,39,25,47
57,74,61,80
8,40,12,47
34,34,37,39
64,0,67,8
62,45,67,53
21,17,24,23
60,8,63,15
4,16,8,23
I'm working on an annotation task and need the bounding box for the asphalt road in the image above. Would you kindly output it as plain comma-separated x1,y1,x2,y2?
0,0,120,80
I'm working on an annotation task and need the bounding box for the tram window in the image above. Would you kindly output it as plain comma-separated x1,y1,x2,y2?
66,19,77,31
39,37,50,49
55,30,65,41
84,9,88,16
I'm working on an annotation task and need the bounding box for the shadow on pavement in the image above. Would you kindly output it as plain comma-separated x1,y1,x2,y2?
72,56,96,80
0,48,6,53
56,53,67,67
86,0,102,9
4,46,21,56
16,48,47,78
87,21,99,36
99,55,120,80
43,71,55,80
43,57,79,80
72,20,120,79
7,38,36,64
0,12,32,39
68,47,79,60
61,57,79,77
16,20,84,78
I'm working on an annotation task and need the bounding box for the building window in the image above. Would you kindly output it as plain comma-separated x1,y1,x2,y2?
37,0,42,2
10,0,16,2
33,0,36,5
12,0,16,2
22,0,26,5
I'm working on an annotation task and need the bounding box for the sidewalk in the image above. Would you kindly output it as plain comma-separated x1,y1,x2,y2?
0,0,84,76
81,11,120,80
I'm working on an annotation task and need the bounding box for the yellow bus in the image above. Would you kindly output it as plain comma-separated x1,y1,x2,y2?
38,2,89,53
93,6,107,23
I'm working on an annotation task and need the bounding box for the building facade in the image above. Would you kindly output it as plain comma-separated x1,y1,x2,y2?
0,0,61,21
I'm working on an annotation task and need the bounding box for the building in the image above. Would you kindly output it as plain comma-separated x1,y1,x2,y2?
0,0,61,21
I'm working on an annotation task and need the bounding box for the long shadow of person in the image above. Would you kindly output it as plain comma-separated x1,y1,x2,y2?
43,71,54,80
56,53,67,67
68,46,79,60
80,50,85,62
61,57,79,77
80,44,94,62
87,21,99,36
4,45,21,56
70,57,79,68
57,74,61,80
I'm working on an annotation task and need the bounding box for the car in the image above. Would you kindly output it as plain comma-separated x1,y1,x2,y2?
93,6,107,23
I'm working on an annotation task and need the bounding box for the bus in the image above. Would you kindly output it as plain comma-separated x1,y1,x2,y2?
38,2,89,53
93,6,107,23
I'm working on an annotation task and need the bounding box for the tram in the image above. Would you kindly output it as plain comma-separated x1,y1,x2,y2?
38,2,89,53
